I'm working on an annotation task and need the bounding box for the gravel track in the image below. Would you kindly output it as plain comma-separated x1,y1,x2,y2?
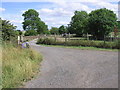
24,39,118,88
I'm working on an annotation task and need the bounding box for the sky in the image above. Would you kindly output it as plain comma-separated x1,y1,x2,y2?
0,0,119,30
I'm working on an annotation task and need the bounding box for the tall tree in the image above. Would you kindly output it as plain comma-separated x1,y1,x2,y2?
59,25,67,34
117,21,120,31
22,9,48,35
88,8,117,40
37,21,48,34
22,9,40,31
68,11,88,36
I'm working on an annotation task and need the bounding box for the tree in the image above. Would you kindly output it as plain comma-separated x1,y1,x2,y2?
1,18,18,41
117,21,120,32
50,27,59,35
88,8,117,40
22,9,40,31
22,9,48,35
68,11,88,36
43,30,51,35
59,25,67,34
37,21,48,34
24,30,37,36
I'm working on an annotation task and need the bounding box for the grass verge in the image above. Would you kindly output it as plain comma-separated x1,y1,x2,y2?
2,42,42,88
39,44,118,52
37,38,119,51
37,38,120,49
0,46,2,90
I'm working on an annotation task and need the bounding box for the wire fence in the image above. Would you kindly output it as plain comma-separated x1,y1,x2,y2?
22,34,120,44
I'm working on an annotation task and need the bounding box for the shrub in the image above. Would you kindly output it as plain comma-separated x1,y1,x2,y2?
37,38,119,49
37,38,55,45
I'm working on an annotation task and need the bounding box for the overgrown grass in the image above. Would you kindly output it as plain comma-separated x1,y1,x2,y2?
0,46,2,90
2,42,42,88
37,38,120,50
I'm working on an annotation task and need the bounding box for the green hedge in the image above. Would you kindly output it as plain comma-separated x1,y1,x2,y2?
37,38,120,49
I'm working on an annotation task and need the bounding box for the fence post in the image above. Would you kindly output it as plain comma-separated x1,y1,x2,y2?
18,36,20,45
65,33,67,45
104,35,106,48
68,33,70,41
87,33,89,40
65,36,67,43
54,34,56,42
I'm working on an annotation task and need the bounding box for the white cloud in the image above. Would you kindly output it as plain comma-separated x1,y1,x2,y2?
2,13,24,30
2,0,119,2
39,8,53,13
93,1,118,11
56,21,69,25
37,0,118,28
38,8,73,17
11,20,23,24
21,10,26,13
37,1,93,28
87,1,118,18
2,0,119,29
0,8,5,12
43,18,55,22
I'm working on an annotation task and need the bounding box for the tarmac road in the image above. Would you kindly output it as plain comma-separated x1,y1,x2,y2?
24,39,118,88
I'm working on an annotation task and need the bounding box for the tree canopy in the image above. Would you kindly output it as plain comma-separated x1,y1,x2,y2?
22,9,48,36
88,8,117,40
22,9,40,31
59,25,68,34
22,8,117,38
37,21,48,34
118,21,120,31
68,11,88,36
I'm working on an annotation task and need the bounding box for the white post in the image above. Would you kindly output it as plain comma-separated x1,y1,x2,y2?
54,34,56,42
68,33,70,41
18,36,20,45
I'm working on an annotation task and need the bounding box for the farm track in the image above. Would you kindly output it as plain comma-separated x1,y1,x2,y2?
24,39,118,88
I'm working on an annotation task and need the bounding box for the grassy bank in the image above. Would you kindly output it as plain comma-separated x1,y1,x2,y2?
36,38,119,51
37,38,120,49
2,42,42,88
0,46,2,89
39,44,118,51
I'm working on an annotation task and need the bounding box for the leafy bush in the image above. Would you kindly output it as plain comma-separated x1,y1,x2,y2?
36,38,54,45
1,19,18,41
37,38,120,49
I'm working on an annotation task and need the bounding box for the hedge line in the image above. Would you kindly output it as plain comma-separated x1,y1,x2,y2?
37,38,120,49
